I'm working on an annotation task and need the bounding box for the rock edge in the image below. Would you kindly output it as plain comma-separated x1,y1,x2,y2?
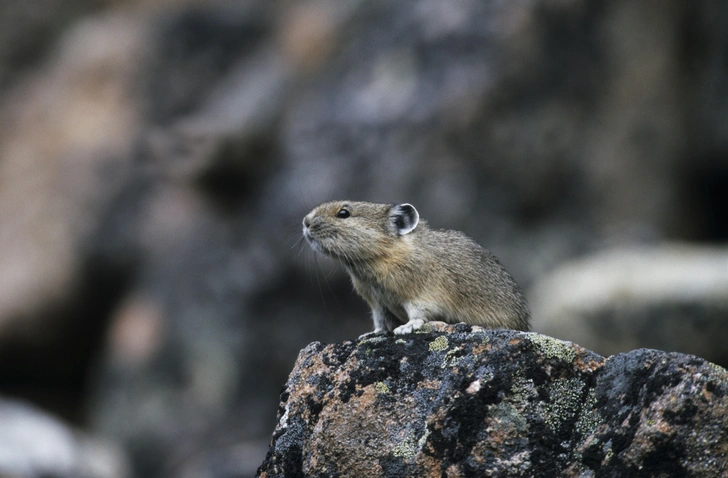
257,322,728,477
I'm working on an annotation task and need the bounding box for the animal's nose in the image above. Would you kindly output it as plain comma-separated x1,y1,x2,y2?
303,215,311,228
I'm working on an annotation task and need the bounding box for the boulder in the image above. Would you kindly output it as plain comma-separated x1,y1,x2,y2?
530,245,728,367
257,322,728,477
0,397,129,478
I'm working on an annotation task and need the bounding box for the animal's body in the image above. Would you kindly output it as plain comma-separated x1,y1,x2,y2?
303,201,530,335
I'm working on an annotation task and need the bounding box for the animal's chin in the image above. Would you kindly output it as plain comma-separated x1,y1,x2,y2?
304,233,326,254
305,235,340,259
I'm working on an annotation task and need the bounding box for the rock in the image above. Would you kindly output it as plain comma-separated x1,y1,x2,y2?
257,322,728,477
0,396,129,478
530,245,728,367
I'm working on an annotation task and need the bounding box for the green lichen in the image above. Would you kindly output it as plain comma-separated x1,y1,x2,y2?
395,339,407,345
392,431,418,459
392,427,430,459
510,375,537,403
709,362,728,376
375,382,390,394
359,335,387,346
429,335,449,352
604,447,614,463
575,389,600,437
525,334,577,362
544,378,585,432
442,347,463,368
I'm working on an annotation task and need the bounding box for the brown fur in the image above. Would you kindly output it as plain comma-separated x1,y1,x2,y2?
303,200,530,335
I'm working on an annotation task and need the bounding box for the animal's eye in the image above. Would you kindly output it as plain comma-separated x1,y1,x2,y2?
336,208,350,218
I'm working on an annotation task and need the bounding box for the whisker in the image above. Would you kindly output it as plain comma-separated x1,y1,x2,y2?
294,240,308,263
291,235,305,250
313,251,330,315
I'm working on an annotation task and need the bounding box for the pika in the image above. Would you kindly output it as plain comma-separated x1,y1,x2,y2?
302,201,530,336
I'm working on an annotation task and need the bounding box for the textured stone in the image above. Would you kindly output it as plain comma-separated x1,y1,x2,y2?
257,323,728,477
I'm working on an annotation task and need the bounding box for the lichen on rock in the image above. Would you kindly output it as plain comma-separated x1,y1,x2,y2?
257,323,728,477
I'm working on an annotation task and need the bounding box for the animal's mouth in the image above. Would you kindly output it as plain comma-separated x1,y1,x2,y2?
302,225,324,253
302,220,344,259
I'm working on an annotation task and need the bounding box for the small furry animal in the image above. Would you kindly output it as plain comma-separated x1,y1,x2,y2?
303,201,530,336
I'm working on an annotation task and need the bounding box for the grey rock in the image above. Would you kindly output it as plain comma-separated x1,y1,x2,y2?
257,322,728,477
530,245,728,367
0,397,129,478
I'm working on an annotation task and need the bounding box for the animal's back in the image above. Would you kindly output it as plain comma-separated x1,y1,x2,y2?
414,227,530,330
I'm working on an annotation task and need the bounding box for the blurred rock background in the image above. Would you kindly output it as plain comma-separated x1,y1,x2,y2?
0,0,726,476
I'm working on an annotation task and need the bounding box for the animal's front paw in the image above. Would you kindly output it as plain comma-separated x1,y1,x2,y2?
393,319,425,335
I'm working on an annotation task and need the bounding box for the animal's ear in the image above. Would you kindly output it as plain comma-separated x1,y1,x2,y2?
390,203,419,235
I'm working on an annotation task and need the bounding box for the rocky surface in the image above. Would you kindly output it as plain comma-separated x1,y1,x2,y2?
0,0,728,476
258,322,728,477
